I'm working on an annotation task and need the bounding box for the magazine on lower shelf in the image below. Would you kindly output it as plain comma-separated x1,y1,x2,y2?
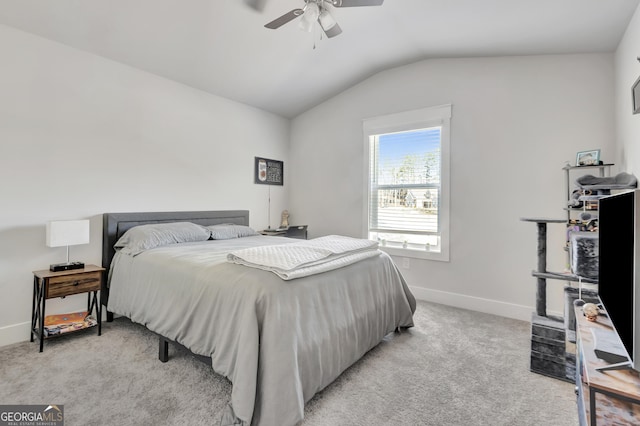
43,311,97,337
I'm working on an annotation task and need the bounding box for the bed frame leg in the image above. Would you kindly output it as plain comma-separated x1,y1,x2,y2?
159,337,169,362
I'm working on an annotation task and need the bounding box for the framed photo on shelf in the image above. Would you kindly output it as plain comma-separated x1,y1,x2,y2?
254,157,283,186
633,74,640,115
576,149,600,167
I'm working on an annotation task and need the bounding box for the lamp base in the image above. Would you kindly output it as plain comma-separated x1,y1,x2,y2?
50,262,85,272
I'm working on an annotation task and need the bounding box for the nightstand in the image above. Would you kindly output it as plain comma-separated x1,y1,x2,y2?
260,225,308,239
31,264,104,352
284,225,307,239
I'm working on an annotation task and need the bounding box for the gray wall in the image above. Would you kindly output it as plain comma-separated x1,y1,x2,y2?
289,53,616,320
0,24,290,346
615,4,640,172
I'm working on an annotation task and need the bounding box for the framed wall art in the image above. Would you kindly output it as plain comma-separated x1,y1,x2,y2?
254,157,283,186
576,149,600,167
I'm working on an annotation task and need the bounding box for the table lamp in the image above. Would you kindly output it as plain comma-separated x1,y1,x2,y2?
46,220,90,272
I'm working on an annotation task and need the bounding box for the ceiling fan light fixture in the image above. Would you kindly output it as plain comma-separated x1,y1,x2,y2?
318,9,337,31
265,0,382,34
299,2,320,32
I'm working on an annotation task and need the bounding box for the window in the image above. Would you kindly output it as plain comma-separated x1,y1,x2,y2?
363,104,451,261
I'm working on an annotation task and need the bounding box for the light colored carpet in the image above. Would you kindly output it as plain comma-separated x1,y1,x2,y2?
0,301,577,425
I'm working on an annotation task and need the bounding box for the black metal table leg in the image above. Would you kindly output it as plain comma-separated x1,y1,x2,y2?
94,291,101,336
590,387,596,425
86,290,101,336
97,292,102,336
30,276,37,342
159,337,169,362
39,278,46,353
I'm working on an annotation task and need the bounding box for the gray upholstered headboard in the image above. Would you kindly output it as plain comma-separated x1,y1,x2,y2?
101,210,250,315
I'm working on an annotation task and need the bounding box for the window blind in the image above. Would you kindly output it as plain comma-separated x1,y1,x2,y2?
369,127,441,236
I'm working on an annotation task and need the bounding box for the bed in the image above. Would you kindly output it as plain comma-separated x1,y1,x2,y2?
101,210,416,426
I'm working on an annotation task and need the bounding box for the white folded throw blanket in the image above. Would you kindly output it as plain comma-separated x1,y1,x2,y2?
227,235,380,280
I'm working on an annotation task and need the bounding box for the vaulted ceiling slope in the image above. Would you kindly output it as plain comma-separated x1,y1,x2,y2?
0,0,638,118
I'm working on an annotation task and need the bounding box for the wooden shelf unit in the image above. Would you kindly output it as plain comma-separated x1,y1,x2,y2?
563,163,613,221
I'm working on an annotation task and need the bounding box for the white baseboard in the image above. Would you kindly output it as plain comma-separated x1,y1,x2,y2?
409,286,562,322
0,321,31,348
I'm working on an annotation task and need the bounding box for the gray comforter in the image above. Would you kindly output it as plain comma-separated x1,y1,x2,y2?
107,235,416,426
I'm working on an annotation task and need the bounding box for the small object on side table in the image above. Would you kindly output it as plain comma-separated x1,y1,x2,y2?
582,302,599,321
260,229,286,236
280,210,289,229
261,225,308,240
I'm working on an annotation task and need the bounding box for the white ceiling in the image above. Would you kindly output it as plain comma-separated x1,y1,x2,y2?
0,0,638,118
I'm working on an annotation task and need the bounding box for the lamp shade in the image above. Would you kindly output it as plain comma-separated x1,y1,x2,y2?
46,220,90,247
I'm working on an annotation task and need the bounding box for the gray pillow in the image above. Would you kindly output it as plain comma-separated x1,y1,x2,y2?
207,224,260,240
115,222,211,256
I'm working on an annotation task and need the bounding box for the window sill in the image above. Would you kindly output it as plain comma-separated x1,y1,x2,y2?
379,246,449,262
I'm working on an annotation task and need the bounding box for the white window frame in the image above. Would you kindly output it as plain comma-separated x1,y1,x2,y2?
362,104,451,261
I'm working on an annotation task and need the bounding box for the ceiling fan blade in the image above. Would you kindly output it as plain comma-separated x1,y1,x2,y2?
331,0,384,7
321,21,343,38
264,9,304,29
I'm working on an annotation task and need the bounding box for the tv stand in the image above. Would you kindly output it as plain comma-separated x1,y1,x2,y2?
575,306,640,424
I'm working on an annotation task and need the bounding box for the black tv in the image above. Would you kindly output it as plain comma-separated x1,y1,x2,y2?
597,189,640,372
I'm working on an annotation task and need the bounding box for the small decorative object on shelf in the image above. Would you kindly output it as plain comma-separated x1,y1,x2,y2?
581,303,599,322
576,149,600,166
279,210,290,229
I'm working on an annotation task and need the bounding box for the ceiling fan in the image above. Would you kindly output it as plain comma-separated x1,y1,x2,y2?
264,0,384,38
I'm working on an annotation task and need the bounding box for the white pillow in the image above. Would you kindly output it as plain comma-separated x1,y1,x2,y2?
115,222,211,256
207,224,260,240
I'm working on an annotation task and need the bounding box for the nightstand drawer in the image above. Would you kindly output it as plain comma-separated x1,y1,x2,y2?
46,272,102,298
